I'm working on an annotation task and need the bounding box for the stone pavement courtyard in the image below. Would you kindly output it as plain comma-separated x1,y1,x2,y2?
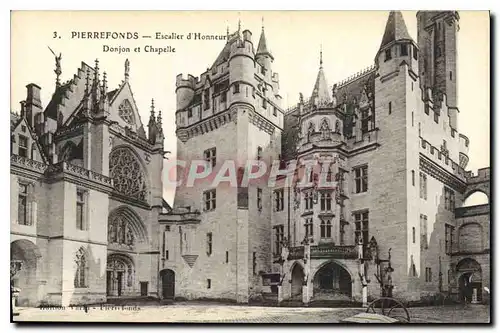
13,303,490,323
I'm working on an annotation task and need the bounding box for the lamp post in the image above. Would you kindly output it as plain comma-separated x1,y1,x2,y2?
11,260,23,317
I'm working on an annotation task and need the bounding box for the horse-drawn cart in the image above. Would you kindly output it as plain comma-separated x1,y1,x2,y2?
341,297,411,323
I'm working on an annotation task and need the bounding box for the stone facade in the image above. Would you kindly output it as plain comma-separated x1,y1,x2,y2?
163,11,490,305
10,60,169,307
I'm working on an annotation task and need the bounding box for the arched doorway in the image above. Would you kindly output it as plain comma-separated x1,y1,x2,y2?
457,258,482,303
159,269,175,299
291,263,304,300
11,239,41,307
106,254,134,297
312,261,352,301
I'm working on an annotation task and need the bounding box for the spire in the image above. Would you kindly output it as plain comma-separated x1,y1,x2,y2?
101,71,108,95
320,44,323,69
226,25,230,43
311,50,331,105
256,21,273,59
150,98,155,119
379,11,412,50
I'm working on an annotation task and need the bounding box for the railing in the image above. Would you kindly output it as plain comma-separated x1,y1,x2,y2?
11,155,47,173
310,244,358,259
46,161,113,187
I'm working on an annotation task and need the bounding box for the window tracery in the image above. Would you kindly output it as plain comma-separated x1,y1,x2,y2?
109,147,148,201
118,99,135,125
74,248,88,288
108,214,136,246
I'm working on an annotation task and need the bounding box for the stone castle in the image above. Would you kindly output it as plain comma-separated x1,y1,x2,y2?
11,11,490,307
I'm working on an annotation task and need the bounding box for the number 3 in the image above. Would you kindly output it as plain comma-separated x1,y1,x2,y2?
53,31,58,38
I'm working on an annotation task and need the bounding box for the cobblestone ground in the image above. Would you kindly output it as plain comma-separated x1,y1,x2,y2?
13,303,490,324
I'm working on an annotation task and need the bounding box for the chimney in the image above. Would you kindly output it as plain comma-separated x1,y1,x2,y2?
25,83,43,128
20,101,26,118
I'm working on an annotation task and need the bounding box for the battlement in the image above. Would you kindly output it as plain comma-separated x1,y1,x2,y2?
176,73,198,89
335,64,376,88
465,167,490,183
420,137,466,180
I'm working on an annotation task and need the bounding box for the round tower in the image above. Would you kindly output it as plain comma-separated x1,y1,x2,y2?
228,27,256,106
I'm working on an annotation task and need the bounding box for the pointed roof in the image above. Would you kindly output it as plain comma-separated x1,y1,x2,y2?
310,49,331,105
256,28,273,59
379,11,412,49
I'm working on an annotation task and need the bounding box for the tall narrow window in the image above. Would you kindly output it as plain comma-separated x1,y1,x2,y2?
354,211,369,245
203,189,217,211
207,279,211,289
444,187,455,211
74,248,87,288
304,191,313,210
320,192,332,211
412,227,416,243
204,147,217,168
340,222,346,245
273,106,277,117
419,172,427,200
305,218,314,238
445,224,455,254
203,89,210,110
76,189,86,230
320,220,332,238
252,252,257,275
425,267,432,282
412,112,414,127
233,83,240,94
18,135,28,157
274,189,284,212
206,232,213,255
411,170,415,186
413,45,418,60
354,165,368,193
257,146,263,161
187,109,193,118
18,183,29,225
274,225,285,255
225,251,229,263
400,44,408,56
388,102,392,115
384,48,392,61
257,188,263,211
420,214,428,250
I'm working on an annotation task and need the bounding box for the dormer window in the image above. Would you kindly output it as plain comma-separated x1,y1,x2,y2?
384,49,392,62
400,44,408,56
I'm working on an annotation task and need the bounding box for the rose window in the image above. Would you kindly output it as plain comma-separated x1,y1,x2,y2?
109,147,148,201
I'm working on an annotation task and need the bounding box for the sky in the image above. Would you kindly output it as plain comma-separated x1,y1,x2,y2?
10,11,490,204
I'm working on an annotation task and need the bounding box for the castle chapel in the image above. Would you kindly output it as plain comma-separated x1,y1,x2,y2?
11,11,490,307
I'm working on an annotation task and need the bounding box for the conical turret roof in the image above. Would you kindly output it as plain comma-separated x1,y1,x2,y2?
256,28,273,59
379,11,413,49
310,49,331,105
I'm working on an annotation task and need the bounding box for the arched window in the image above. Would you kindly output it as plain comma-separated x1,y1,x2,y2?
118,99,136,125
109,147,148,201
74,248,88,288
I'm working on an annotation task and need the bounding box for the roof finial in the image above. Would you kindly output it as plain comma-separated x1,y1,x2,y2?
150,98,155,116
262,16,265,31
238,13,241,34
226,25,230,43
124,58,130,82
320,44,323,69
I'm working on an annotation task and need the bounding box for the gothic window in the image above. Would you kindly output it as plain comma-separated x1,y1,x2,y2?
74,248,88,288
18,183,30,225
320,220,332,238
400,44,408,56
108,214,136,246
274,189,284,212
320,192,332,211
445,224,455,254
109,147,148,201
76,189,87,230
353,165,368,193
118,99,135,125
274,225,284,255
18,135,28,157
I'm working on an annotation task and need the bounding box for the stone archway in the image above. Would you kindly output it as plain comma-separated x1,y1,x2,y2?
11,239,42,307
106,253,135,297
312,261,352,301
456,258,482,303
291,263,305,300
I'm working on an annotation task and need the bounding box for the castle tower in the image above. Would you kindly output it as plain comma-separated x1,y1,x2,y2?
171,24,284,303
417,11,460,129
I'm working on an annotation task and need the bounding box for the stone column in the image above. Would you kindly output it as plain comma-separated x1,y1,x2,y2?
302,284,310,305
362,286,368,307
